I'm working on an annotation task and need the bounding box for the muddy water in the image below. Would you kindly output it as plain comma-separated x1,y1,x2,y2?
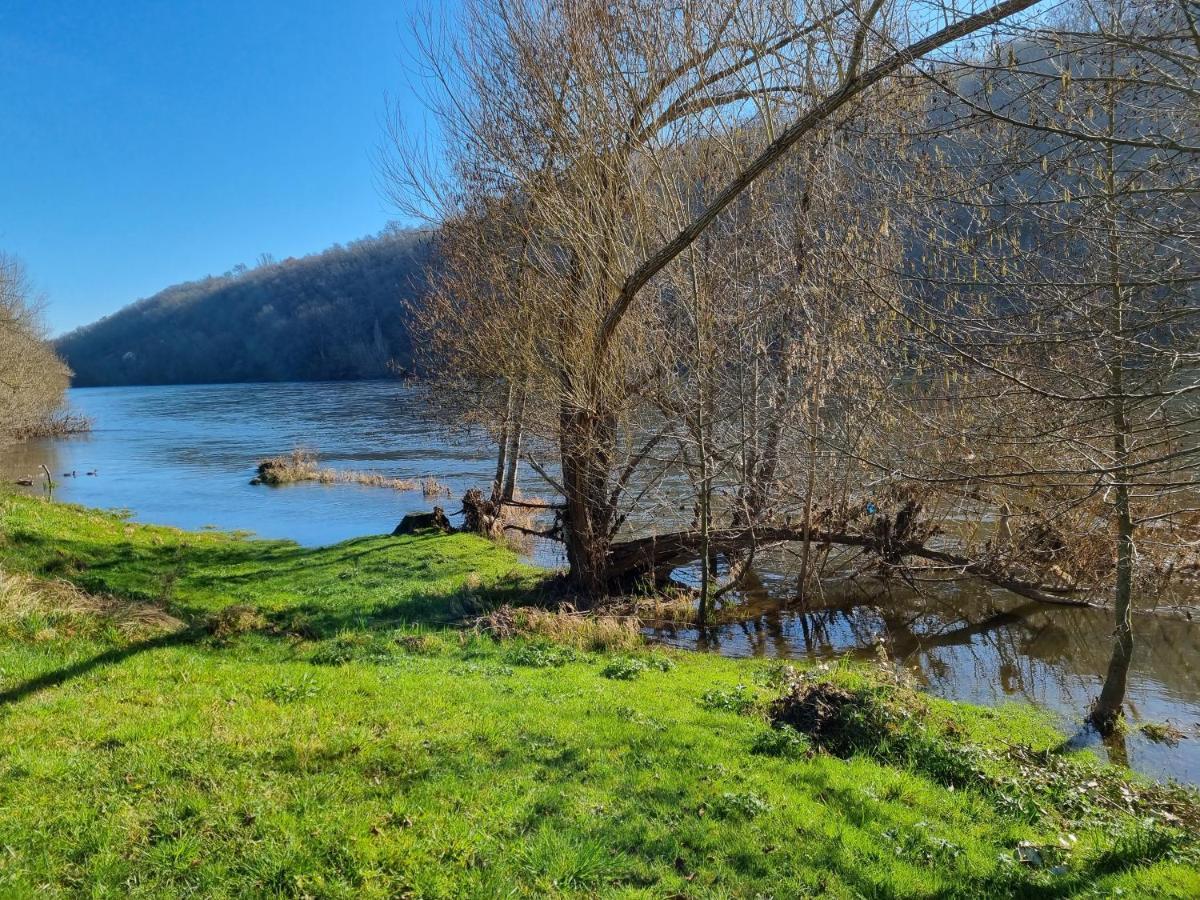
3,381,1198,783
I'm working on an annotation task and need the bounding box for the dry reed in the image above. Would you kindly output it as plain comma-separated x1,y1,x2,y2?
253,449,419,491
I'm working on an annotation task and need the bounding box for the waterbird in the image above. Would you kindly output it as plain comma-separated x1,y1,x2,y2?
86,469,98,476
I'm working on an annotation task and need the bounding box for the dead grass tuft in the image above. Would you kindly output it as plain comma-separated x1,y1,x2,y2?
205,604,268,640
0,568,183,641
421,477,452,499
480,603,643,652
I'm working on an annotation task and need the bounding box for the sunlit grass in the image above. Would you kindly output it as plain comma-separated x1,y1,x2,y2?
0,492,1196,897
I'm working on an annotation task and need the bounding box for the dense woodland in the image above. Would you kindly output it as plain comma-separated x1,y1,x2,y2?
55,227,432,386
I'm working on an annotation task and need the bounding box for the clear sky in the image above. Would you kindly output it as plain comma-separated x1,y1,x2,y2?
0,1,433,335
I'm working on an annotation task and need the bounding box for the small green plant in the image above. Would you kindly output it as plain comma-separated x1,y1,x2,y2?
711,791,770,820
699,684,758,714
265,674,321,703
309,631,396,665
601,656,648,680
394,631,441,655
504,639,578,668
647,652,674,672
750,725,811,759
883,823,965,866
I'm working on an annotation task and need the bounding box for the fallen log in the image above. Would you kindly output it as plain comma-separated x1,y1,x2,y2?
604,524,1102,609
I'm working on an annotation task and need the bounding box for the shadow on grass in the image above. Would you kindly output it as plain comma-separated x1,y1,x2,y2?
0,524,545,707
0,628,201,707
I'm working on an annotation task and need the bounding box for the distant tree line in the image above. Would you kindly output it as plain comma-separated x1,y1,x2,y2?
55,227,433,386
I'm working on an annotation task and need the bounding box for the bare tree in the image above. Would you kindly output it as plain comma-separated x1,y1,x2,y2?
860,0,1200,731
386,0,1049,595
0,253,71,442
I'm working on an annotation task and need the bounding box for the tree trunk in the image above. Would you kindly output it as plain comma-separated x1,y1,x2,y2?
1090,75,1135,738
501,383,527,502
1090,493,1134,735
491,382,514,503
560,405,617,598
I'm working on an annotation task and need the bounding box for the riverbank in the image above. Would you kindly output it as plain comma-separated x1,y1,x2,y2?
1,493,1197,896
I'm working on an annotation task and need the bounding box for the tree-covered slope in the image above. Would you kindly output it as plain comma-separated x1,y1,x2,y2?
55,228,432,386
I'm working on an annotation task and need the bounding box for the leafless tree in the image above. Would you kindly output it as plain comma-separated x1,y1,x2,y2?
385,0,1049,596
0,253,71,442
860,0,1199,731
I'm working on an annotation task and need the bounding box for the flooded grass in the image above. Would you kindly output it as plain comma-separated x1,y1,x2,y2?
9,410,93,441
252,447,420,491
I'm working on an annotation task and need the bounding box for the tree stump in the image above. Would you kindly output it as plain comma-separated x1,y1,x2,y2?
461,488,503,539
392,506,453,536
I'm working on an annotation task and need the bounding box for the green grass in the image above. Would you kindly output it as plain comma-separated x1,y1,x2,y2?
0,493,1197,897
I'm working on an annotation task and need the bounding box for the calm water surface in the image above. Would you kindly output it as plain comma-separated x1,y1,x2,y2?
3,381,1198,783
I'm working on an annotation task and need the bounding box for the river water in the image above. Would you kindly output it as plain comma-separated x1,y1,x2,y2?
3,381,1198,783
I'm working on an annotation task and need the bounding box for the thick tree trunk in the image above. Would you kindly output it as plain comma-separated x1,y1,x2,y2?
560,405,617,598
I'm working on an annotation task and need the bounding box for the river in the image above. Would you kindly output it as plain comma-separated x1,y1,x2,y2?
3,381,1198,783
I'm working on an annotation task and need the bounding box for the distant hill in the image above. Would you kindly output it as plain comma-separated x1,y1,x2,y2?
56,228,433,386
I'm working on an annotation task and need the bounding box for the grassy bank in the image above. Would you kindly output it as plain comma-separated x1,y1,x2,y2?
0,494,1196,897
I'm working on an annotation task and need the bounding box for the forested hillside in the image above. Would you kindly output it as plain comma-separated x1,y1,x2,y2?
55,228,432,385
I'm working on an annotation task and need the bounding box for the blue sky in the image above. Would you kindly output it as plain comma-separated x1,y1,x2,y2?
0,1,435,335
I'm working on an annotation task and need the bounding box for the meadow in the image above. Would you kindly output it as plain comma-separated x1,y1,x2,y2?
0,492,1196,898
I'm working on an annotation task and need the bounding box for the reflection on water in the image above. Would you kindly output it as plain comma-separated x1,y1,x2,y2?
2,381,1198,783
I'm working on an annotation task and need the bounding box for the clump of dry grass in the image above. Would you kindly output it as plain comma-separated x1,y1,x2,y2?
495,488,552,553
480,603,643,652
205,604,268,640
0,568,182,642
253,448,418,491
421,477,452,499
